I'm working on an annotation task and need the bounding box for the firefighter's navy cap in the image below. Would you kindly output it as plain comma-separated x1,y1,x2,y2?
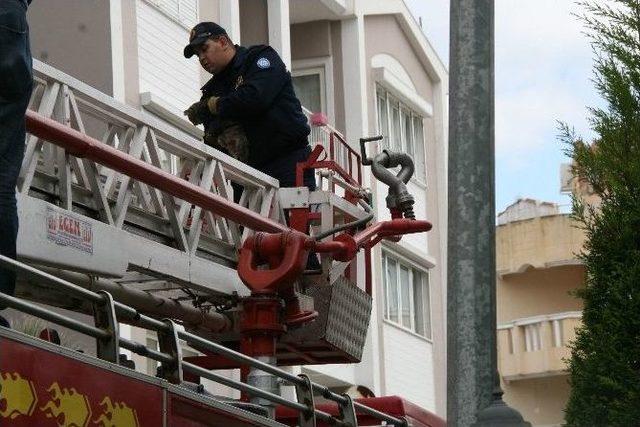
184,22,227,58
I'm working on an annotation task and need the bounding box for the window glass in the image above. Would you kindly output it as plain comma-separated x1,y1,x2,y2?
400,266,411,328
382,254,389,318
401,109,413,157
382,252,431,338
534,324,542,350
524,324,542,351
413,116,425,181
377,92,389,149
374,86,425,182
387,257,399,323
391,100,401,151
423,272,431,338
413,270,425,336
414,271,431,338
293,73,322,113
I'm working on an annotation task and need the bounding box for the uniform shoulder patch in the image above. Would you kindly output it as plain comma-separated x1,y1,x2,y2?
256,57,271,69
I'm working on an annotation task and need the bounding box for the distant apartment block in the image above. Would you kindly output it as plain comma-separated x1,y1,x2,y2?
496,198,586,426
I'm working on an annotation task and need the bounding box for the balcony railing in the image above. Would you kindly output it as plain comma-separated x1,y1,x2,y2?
497,311,582,381
302,108,362,186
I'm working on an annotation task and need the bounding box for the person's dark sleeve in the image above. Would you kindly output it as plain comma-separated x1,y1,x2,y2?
216,48,288,119
0,3,32,100
190,91,216,125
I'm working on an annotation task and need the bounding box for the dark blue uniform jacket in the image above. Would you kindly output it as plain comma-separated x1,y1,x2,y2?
201,45,310,169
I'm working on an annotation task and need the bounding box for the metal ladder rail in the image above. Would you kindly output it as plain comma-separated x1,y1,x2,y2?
20,60,283,290
0,254,407,427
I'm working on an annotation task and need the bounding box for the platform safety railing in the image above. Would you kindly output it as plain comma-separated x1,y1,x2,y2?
302,108,363,187
0,254,407,427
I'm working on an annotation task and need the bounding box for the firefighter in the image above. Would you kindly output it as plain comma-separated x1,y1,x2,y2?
182,22,316,191
0,0,33,327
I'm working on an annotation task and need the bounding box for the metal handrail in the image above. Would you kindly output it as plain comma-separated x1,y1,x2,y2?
0,254,406,427
26,111,288,235
302,107,362,185
0,293,109,339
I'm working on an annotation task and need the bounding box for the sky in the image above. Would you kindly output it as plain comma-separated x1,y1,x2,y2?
405,0,602,214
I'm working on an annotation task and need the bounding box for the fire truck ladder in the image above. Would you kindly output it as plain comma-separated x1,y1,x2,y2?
20,60,288,300
2,60,439,426
17,60,371,323
17,60,428,367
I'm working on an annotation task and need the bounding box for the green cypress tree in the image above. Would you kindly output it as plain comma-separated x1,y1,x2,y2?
561,1,640,425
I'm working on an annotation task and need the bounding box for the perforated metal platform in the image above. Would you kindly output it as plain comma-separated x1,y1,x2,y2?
279,277,372,365
188,278,372,368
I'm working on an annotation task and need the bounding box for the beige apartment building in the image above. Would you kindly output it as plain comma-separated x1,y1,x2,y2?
496,198,586,426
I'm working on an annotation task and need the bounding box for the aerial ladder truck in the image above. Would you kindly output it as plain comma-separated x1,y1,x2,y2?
0,60,444,427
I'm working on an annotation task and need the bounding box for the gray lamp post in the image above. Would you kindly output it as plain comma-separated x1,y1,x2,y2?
447,1,530,425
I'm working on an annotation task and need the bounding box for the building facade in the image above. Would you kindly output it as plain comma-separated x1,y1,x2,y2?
496,198,586,426
22,0,448,417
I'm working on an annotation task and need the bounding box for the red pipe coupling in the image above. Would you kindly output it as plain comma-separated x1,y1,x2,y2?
237,231,309,294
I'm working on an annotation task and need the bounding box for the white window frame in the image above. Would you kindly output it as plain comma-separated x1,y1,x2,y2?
292,57,335,124
382,250,432,339
375,85,426,184
371,64,433,117
143,0,199,30
292,67,326,115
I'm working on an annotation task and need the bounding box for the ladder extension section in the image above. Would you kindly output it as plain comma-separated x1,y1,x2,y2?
20,60,285,296
26,109,286,234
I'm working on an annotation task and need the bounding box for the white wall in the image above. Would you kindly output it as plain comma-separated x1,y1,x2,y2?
383,324,435,411
136,0,202,111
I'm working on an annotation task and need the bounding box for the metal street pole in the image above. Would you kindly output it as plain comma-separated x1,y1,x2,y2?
447,1,530,425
